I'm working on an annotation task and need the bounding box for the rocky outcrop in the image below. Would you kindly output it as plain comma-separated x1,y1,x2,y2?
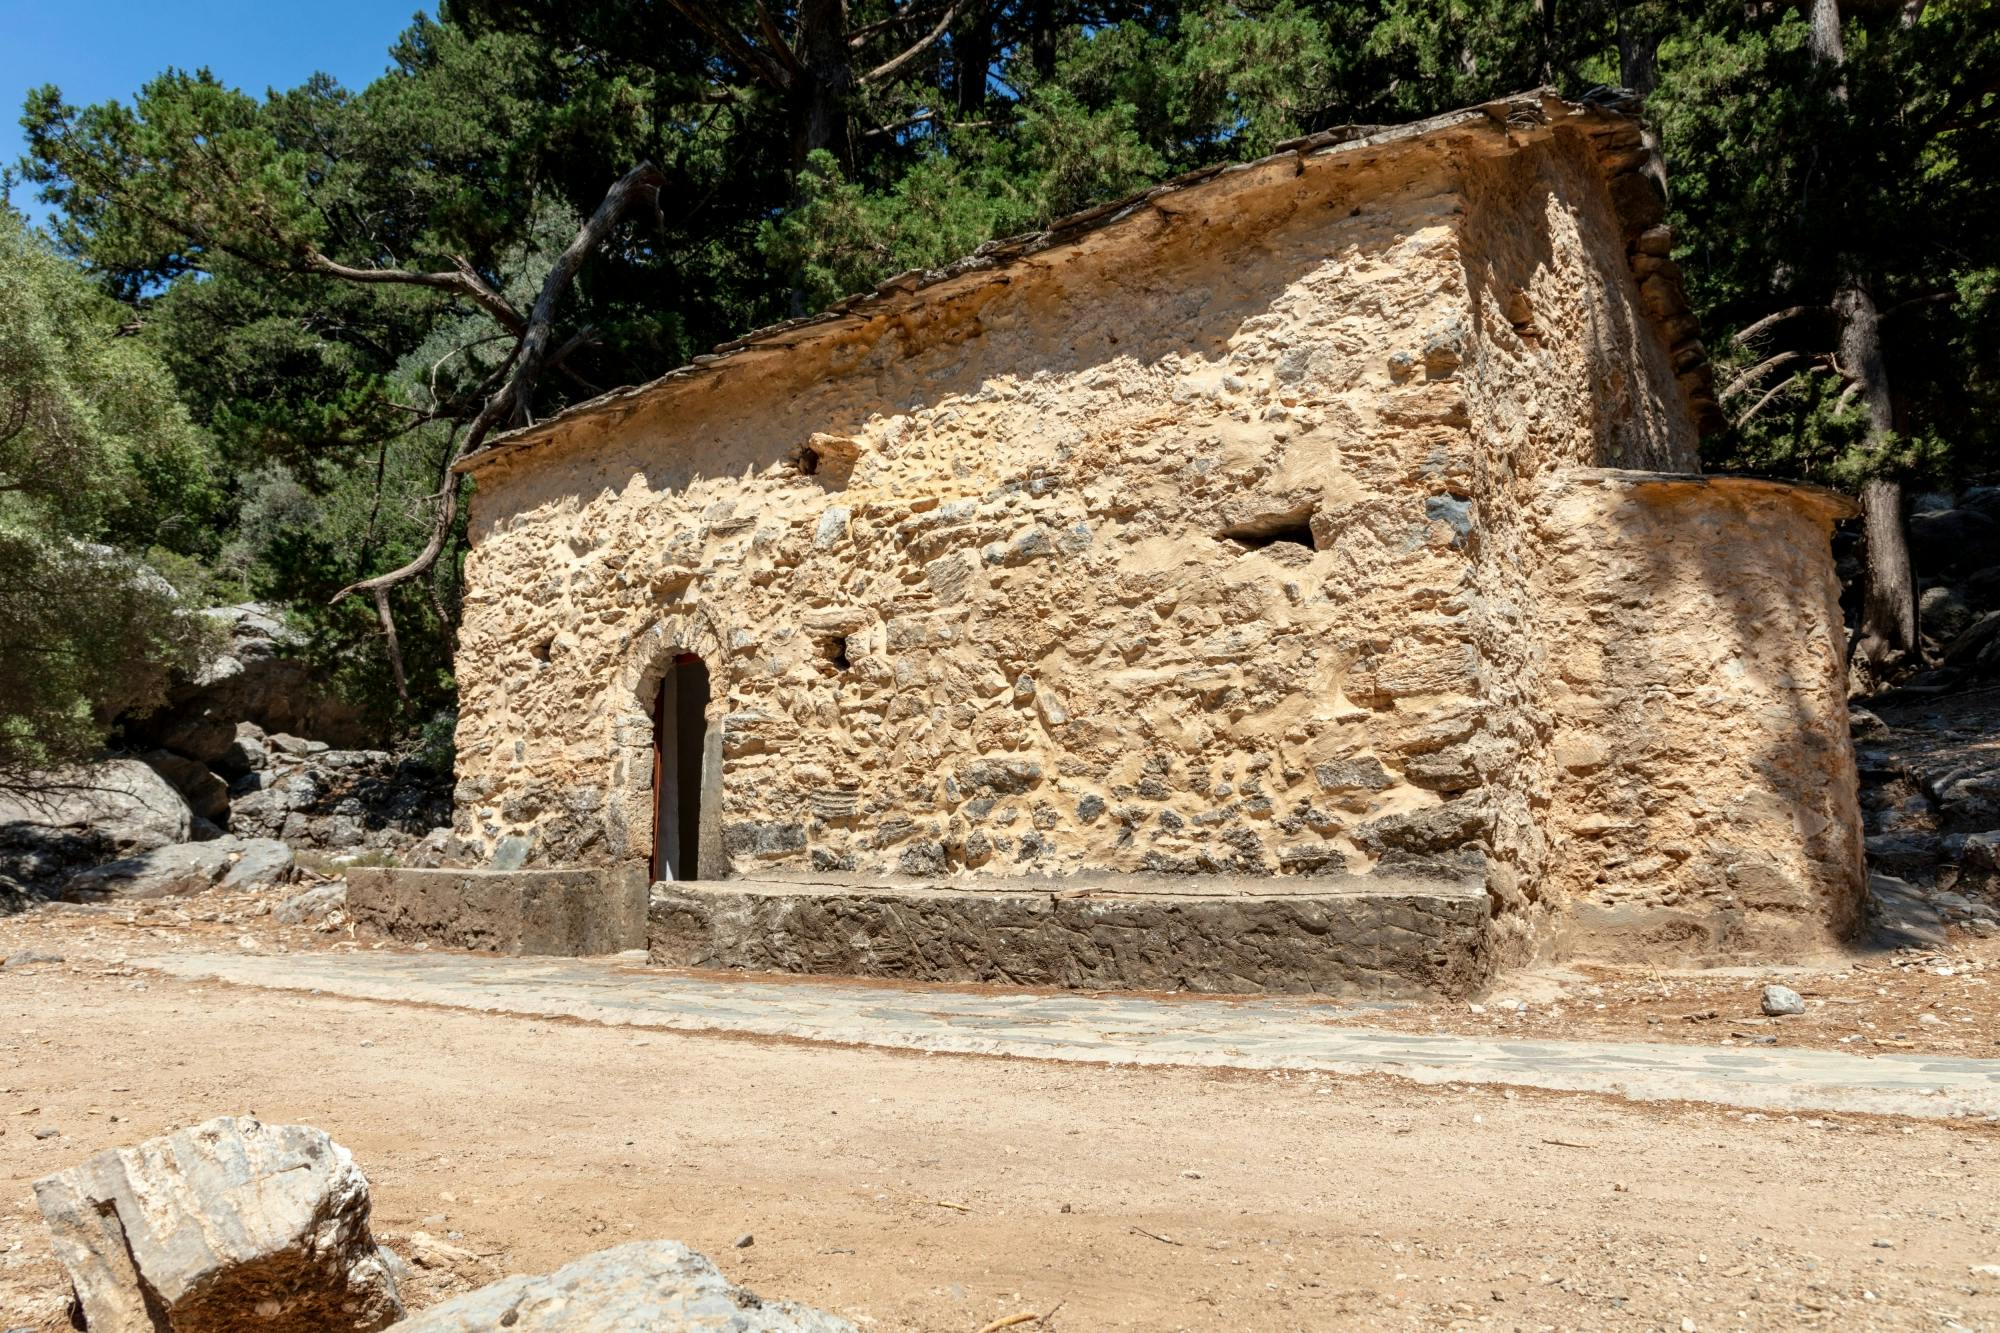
125,603,369,761
0,759,192,855
35,1115,403,1332
61,836,294,902
0,760,195,900
224,729,450,855
1852,692,2000,940
388,1240,854,1332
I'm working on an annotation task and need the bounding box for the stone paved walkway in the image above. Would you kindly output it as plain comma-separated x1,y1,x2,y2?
141,950,2000,1120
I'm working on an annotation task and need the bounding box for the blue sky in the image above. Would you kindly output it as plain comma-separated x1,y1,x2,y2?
3,0,428,220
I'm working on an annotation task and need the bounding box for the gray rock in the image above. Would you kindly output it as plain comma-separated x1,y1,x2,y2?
722,821,807,859
35,1115,402,1332
957,758,1043,795
1921,584,1977,644
1760,984,1807,1016
276,882,347,925
1314,757,1392,793
0,759,192,856
2,950,63,969
1354,797,1492,855
141,750,231,823
406,827,452,869
1869,872,1951,949
387,1239,853,1332
221,837,296,890
220,721,273,776
62,836,294,902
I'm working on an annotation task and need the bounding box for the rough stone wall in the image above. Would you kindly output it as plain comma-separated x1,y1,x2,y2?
448,121,1765,935
1530,473,1864,958
1450,131,1704,963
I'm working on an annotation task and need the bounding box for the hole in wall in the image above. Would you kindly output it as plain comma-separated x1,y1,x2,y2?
795,446,820,477
529,636,553,663
1222,506,1319,552
820,635,852,671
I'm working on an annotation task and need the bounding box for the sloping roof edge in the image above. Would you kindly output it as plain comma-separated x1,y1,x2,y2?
459,86,1716,476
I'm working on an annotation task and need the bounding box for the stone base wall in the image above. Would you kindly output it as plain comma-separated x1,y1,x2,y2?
648,875,1494,998
349,866,647,956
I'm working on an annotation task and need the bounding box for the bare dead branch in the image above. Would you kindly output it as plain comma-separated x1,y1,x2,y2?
1734,366,1829,429
302,250,525,333
1720,350,1812,402
1730,304,1826,347
1880,290,1955,320
862,0,966,84
328,163,667,697
849,4,920,46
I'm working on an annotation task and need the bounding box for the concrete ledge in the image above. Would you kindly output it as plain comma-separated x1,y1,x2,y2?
648,876,1494,998
349,865,647,956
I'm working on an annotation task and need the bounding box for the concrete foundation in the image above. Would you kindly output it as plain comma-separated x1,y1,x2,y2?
348,865,647,956
647,873,1494,998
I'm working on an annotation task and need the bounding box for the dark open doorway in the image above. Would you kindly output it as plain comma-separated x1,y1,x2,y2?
651,654,712,882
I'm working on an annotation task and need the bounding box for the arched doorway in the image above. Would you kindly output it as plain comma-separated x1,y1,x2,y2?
651,653,712,881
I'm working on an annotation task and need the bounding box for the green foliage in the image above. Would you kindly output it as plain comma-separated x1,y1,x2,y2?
0,211,218,780
1653,0,2000,488
10,0,1999,740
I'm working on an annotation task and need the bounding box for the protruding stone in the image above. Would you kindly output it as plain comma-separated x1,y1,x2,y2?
34,1115,403,1333
388,1240,854,1332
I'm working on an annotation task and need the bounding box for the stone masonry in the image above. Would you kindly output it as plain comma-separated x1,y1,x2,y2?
406,91,1862,992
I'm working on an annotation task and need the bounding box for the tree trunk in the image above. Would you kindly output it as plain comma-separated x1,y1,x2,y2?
1028,0,1058,81
1839,278,1919,673
794,0,855,172
1807,0,1850,99
1803,2,1917,678
953,0,994,120
1614,2,1660,94
1614,3,1667,199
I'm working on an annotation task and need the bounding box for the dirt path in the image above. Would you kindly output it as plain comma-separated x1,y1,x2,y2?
5,957,2000,1330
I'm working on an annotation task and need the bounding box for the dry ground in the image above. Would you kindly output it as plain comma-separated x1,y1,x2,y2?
2,898,2000,1331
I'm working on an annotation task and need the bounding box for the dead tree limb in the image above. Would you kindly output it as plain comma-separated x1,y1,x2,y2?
328,162,668,698
1730,304,1825,346
302,251,524,333
862,0,965,84
1720,350,1813,402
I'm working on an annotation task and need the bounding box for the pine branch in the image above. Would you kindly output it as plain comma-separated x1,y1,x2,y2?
862,0,966,85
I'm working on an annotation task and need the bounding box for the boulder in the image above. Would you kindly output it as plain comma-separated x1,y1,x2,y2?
61,836,294,902
1921,585,1978,645
218,721,273,778
142,750,231,823
124,603,370,758
1909,507,2000,574
35,1115,403,1332
0,759,192,856
220,836,297,890
276,882,346,925
388,1240,854,1332
1868,872,1950,949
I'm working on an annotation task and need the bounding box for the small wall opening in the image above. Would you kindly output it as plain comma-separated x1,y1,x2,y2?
819,635,852,671
1223,506,1319,551
652,653,713,882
